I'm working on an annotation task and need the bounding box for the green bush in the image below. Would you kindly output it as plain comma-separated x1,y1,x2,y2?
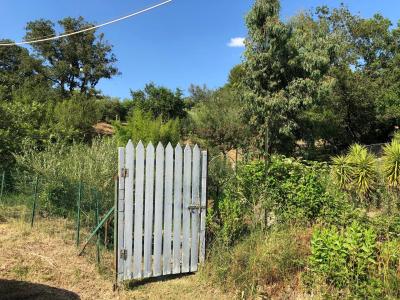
213,156,345,245
307,221,400,298
113,107,180,146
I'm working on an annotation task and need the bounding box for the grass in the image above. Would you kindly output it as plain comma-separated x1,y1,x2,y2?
0,205,230,300
203,226,313,299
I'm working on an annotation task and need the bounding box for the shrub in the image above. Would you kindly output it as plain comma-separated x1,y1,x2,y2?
213,156,347,245
14,137,117,218
307,221,400,298
332,144,379,204
204,226,311,298
113,107,180,146
382,140,400,209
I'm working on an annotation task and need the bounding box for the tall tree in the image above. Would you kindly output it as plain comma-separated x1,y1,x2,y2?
25,17,118,96
243,0,335,155
0,41,45,101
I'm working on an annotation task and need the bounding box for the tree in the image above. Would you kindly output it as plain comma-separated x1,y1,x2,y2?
50,93,103,142
186,84,213,109
243,0,335,155
0,41,46,101
130,83,186,121
25,17,118,96
302,6,400,148
190,86,248,155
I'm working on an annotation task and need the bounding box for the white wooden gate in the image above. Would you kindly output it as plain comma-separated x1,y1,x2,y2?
117,140,207,282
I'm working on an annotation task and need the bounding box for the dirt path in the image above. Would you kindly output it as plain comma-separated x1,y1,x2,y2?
0,216,229,300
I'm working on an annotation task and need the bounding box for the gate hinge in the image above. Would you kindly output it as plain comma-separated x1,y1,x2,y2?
120,249,127,260
120,168,129,178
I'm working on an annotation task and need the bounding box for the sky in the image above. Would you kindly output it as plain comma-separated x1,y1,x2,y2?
1,0,400,99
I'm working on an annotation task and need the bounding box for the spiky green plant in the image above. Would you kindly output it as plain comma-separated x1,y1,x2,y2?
382,140,400,189
331,155,352,190
347,144,379,200
393,131,400,143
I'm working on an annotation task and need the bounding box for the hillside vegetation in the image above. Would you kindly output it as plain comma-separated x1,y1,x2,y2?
1,0,400,299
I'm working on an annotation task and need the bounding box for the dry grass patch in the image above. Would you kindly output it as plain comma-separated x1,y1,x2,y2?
0,209,229,300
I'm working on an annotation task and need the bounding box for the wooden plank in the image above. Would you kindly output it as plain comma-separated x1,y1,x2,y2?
117,147,126,281
143,142,155,278
163,143,174,275
124,140,134,279
199,151,208,263
133,142,145,279
153,143,164,276
182,144,192,273
172,144,182,274
190,145,201,272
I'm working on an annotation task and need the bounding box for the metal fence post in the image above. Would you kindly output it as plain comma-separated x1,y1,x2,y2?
0,171,5,203
95,189,100,265
76,180,83,246
31,175,39,227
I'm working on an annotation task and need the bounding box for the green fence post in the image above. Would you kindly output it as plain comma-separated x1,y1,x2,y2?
0,171,5,203
95,189,100,265
76,180,83,246
31,175,39,227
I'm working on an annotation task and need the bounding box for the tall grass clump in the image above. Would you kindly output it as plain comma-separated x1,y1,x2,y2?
204,226,311,298
14,137,117,219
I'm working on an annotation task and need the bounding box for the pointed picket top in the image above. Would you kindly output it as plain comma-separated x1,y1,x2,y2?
137,140,144,152
193,144,200,154
175,142,182,150
184,143,191,153
146,142,155,153
156,142,164,154
166,142,173,152
126,139,134,152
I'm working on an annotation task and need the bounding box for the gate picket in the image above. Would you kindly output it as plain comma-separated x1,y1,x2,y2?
153,143,164,276
124,140,134,279
190,145,200,272
172,144,183,274
117,147,126,282
117,141,207,282
133,142,145,279
163,143,174,275
144,143,155,278
182,145,192,273
199,151,208,263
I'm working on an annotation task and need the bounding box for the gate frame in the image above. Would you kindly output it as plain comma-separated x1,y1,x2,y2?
114,141,208,285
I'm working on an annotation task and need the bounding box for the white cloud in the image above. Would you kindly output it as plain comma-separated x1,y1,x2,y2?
228,37,245,48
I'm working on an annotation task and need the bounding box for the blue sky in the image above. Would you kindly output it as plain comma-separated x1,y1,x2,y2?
1,0,399,99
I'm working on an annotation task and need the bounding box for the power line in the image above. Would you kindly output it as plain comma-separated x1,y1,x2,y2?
0,0,172,46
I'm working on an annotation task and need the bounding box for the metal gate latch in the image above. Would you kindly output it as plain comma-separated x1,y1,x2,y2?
188,204,206,211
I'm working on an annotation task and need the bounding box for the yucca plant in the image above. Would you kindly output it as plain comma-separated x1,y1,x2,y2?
347,144,379,201
383,140,400,188
393,131,400,143
332,155,352,191
332,144,378,204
